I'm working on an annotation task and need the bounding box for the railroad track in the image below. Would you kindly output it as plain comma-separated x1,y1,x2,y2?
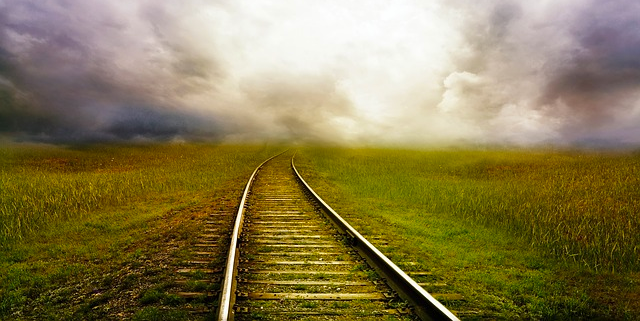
214,151,460,321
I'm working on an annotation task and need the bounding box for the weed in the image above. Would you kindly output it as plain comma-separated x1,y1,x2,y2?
139,289,163,305
0,290,26,315
163,294,186,306
350,263,366,272
300,301,319,308
131,249,144,260
185,280,208,292
331,301,350,309
293,284,308,291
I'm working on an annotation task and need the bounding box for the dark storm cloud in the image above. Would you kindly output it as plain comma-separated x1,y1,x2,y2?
541,0,640,132
0,82,52,134
0,1,223,142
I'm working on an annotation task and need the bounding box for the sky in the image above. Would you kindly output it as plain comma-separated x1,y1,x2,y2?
1,0,639,146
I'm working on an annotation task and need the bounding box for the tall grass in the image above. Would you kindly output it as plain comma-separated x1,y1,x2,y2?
0,143,279,242
300,147,640,272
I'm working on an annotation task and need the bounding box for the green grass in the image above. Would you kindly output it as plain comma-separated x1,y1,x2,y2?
298,147,640,272
3,143,638,319
0,142,281,319
0,142,277,242
295,146,640,319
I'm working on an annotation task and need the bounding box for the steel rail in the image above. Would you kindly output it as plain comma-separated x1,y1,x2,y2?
217,150,286,321
291,153,460,321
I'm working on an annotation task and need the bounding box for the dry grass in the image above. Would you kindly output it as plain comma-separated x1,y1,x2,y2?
0,143,278,242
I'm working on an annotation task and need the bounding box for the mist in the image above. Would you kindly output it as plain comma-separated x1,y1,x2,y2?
1,0,639,146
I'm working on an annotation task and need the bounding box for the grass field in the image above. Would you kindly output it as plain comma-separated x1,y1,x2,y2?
2,143,639,319
0,142,281,319
0,143,279,242
295,146,640,319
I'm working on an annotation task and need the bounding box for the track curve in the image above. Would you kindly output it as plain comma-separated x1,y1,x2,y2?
217,151,459,321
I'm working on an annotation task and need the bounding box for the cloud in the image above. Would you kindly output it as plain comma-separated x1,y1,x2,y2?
541,0,640,137
1,0,639,146
436,0,640,145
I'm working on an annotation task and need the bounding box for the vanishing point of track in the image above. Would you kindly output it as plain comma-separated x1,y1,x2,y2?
211,151,459,320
